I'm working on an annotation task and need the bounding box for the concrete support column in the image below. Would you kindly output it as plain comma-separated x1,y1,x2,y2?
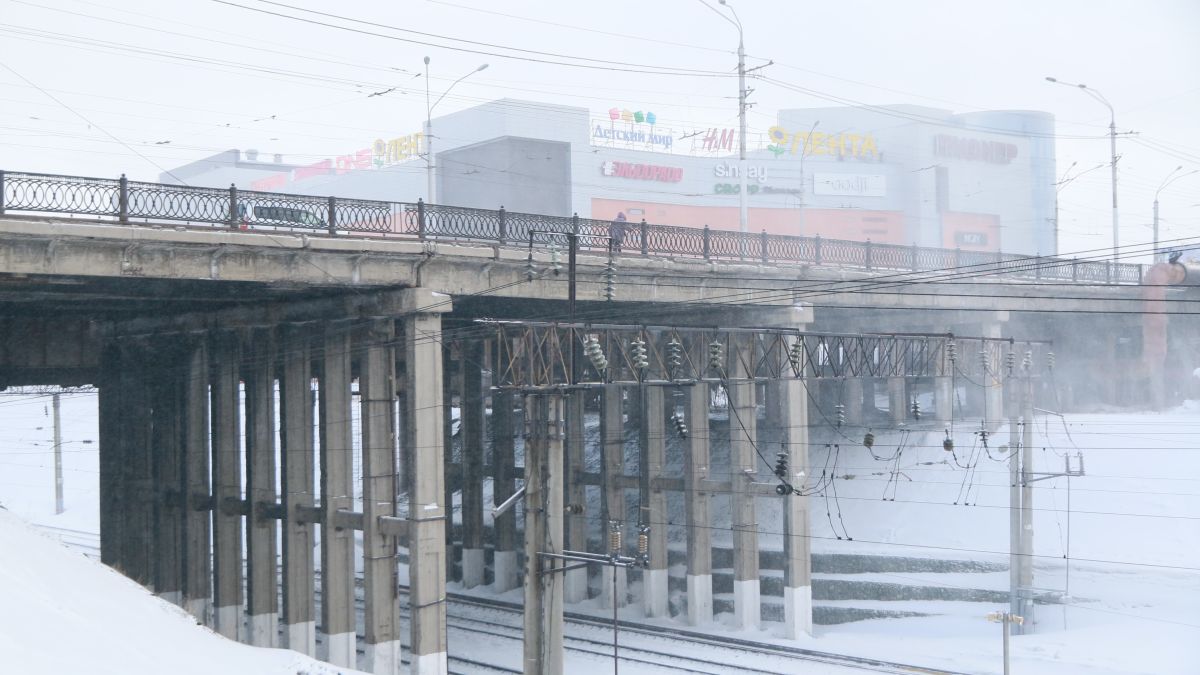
491,389,519,593
182,339,212,624
318,324,356,667
684,382,712,626
98,344,126,570
460,339,486,589
1019,376,1035,628
360,320,401,674
245,330,279,647
522,393,565,675
600,385,627,609
841,377,864,428
404,297,451,675
935,375,954,424
280,326,316,656
210,333,243,641
778,378,813,638
888,376,907,426
563,390,588,604
639,384,668,618
442,346,456,585
151,350,184,606
122,344,154,588
728,336,760,630
984,323,1006,426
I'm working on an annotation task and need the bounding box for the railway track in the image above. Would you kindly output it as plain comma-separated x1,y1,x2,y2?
38,526,966,674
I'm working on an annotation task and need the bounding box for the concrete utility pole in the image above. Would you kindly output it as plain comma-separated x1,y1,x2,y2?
523,393,565,675
1045,77,1119,260
700,0,748,233
52,392,63,514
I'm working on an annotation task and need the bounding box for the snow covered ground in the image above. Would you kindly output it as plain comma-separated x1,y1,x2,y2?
0,391,1197,673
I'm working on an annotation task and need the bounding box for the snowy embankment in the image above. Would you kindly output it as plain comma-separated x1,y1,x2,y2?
0,507,364,675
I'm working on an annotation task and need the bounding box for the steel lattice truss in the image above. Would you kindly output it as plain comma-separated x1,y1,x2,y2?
482,321,1051,389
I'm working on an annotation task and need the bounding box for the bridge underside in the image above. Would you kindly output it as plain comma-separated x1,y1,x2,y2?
2,221,1198,674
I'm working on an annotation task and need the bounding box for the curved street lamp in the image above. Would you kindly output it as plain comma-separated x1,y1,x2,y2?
424,58,489,204
1154,166,1199,262
1045,76,1120,260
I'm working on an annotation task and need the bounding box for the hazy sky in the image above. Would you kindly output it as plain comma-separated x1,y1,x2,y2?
1,0,1197,258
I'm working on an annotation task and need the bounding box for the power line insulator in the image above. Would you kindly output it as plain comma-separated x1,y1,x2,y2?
943,429,954,452
863,430,875,449
774,451,788,479
910,400,921,420
1005,349,1015,375
979,348,990,374
671,412,688,438
776,483,790,496
607,520,622,556
524,254,536,282
1046,351,1056,371
666,337,683,372
788,340,803,371
602,256,617,301
1022,350,1033,372
708,339,723,371
630,337,649,369
585,335,608,373
834,403,846,428
947,340,957,363
637,525,650,560
549,244,562,275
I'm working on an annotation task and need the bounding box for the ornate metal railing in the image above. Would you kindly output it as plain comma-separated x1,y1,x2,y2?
0,170,1143,284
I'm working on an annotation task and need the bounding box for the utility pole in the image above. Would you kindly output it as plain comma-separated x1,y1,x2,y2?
1020,374,1035,628
53,392,63,515
1154,167,1197,263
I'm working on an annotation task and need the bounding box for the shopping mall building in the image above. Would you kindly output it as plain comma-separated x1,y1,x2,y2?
164,99,1057,255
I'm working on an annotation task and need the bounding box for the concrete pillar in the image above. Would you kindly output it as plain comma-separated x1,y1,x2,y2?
318,324,356,667
684,382,712,626
522,393,565,675
984,324,1006,426
98,344,126,571
778,378,813,638
728,335,760,630
182,340,212,624
122,344,154,588
563,389,588,604
491,389,519,593
442,345,457,585
600,385,627,608
842,377,863,428
404,296,451,675
360,320,401,674
245,330,279,647
888,376,907,426
639,385,668,618
210,333,243,641
280,326,316,656
935,375,954,424
151,351,184,606
460,339,486,589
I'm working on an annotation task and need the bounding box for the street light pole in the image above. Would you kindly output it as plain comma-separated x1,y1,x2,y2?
702,0,748,234
1154,166,1197,263
424,58,489,205
1046,77,1120,260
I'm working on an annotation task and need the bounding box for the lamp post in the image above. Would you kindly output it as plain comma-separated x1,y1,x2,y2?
1045,76,1120,260
424,58,488,205
699,0,748,235
1154,166,1198,263
797,120,818,233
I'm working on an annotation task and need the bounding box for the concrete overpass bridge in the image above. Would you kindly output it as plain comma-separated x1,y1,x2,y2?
2,170,1197,674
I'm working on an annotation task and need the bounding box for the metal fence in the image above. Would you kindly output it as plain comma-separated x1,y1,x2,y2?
0,170,1143,284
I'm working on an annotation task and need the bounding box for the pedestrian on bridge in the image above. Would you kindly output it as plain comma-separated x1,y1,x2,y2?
610,211,627,254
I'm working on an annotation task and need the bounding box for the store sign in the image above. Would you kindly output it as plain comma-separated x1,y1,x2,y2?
955,231,989,247
813,173,887,197
767,126,880,159
372,132,424,167
701,128,738,152
933,134,1017,164
593,124,674,149
713,161,768,183
714,183,802,196
601,160,682,182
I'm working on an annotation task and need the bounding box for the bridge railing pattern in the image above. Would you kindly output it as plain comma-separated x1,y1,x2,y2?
0,170,1143,284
